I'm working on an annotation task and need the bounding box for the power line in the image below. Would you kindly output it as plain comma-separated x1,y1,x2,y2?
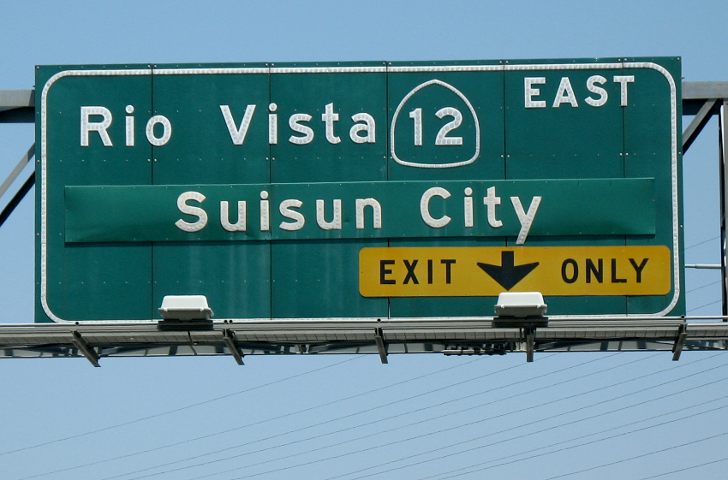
326,365,728,480
112,354,616,480
687,279,721,293
18,355,487,480
0,355,364,458
685,235,720,250
183,354,719,480
421,396,728,480
637,456,728,479
221,374,728,480
95,353,563,480
688,298,722,313
539,431,728,480
422,396,728,480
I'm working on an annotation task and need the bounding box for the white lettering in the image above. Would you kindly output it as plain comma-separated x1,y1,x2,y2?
613,75,635,106
268,103,278,145
220,200,247,232
316,199,342,230
409,108,423,146
511,196,542,244
524,77,547,108
289,113,314,144
80,106,113,147
435,107,463,145
220,104,256,145
279,199,305,231
355,198,382,230
420,187,451,228
175,191,208,232
125,105,135,146
145,115,172,146
322,102,341,144
483,186,503,228
585,75,608,107
260,191,270,231
463,187,474,228
552,77,578,108
349,113,376,144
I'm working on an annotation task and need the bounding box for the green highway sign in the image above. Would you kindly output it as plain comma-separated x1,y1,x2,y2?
36,58,684,323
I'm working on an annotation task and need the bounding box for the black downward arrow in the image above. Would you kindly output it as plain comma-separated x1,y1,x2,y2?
477,251,539,290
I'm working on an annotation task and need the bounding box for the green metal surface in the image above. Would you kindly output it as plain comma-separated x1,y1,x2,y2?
150,67,272,320
622,58,684,315
37,65,154,321
269,63,388,318
503,61,629,316
36,59,683,322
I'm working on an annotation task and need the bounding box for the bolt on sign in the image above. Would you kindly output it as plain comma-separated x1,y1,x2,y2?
36,58,684,323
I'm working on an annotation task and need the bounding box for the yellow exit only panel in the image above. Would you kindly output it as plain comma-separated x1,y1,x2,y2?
359,246,671,297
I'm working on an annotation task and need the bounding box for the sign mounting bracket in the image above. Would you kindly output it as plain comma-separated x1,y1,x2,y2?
524,327,536,363
223,329,245,366
672,323,688,361
374,327,388,364
71,331,100,367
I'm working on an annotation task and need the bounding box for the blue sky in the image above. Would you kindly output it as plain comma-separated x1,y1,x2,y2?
2,1,728,479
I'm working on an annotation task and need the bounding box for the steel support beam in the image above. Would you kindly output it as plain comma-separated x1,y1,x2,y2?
683,81,728,114
374,328,388,364
71,331,100,367
525,328,535,363
672,324,687,361
223,329,244,365
0,144,33,199
0,319,726,359
0,171,34,229
0,143,35,229
683,99,719,153
721,102,728,319
0,89,34,123
685,263,722,269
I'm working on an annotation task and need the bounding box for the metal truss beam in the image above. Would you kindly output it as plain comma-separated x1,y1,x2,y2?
0,144,33,199
721,102,728,318
672,323,688,361
374,328,388,364
0,171,33,228
0,90,34,123
0,319,726,365
525,327,536,363
683,99,719,152
223,329,244,365
0,144,34,229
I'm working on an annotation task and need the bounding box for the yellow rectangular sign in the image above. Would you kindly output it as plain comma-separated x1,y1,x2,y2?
359,246,671,297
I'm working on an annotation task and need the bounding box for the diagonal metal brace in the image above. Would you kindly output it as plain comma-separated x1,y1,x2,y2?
223,329,244,365
672,323,688,361
374,327,388,364
0,144,34,199
72,331,100,367
683,99,719,153
0,143,35,230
